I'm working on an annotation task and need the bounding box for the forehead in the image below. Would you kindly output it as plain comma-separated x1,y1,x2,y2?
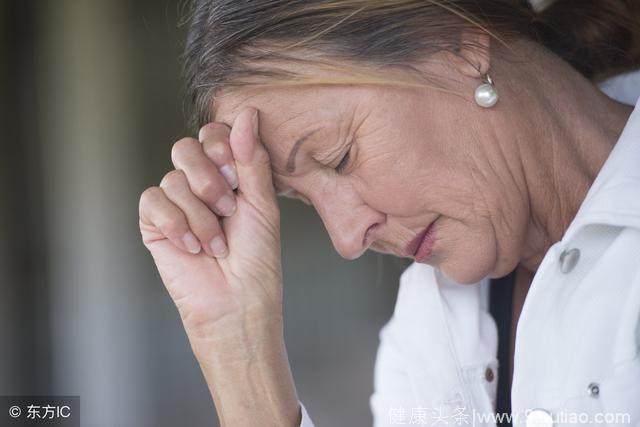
212,86,361,165
211,56,375,124
212,85,352,126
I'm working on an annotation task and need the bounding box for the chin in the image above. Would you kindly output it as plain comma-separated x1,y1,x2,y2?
439,265,490,285
436,238,498,285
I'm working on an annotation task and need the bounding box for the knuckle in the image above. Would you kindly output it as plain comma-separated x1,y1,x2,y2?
193,176,226,201
202,140,229,161
140,186,162,205
171,137,198,164
159,169,186,190
199,122,230,141
158,214,187,238
139,186,162,217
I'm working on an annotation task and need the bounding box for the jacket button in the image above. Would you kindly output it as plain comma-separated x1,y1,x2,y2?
484,367,494,382
588,382,600,397
559,248,580,273
526,408,554,427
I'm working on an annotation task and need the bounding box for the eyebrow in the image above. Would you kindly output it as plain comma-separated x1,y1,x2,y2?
285,128,321,174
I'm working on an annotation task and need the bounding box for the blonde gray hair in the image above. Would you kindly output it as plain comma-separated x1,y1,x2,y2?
182,0,640,129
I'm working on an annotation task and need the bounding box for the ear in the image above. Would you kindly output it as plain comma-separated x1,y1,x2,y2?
452,28,492,79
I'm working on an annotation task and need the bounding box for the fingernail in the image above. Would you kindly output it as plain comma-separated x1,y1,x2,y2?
182,232,201,254
220,164,238,190
210,236,228,258
216,194,236,216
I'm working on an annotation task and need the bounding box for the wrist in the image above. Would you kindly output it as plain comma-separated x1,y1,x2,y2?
189,305,284,364
196,325,300,427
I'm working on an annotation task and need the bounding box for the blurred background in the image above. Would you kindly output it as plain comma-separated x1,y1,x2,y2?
0,1,411,426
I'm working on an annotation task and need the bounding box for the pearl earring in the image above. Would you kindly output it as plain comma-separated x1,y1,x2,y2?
474,73,499,108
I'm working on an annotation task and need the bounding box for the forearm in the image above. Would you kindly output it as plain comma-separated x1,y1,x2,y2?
193,316,301,427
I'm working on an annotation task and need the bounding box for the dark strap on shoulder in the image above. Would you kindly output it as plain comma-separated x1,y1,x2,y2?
488,269,517,426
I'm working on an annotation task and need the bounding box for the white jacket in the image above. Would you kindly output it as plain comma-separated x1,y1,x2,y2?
299,71,640,427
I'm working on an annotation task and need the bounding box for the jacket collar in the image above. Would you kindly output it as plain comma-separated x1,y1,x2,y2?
563,98,640,242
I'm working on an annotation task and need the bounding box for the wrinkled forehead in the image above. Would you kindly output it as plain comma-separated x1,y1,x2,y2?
211,88,305,170
212,85,345,126
211,85,352,161
212,87,269,125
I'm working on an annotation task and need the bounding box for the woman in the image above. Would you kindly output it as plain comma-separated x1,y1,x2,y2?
138,1,640,426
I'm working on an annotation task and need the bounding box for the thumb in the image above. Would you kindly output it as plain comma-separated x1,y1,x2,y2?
229,107,277,210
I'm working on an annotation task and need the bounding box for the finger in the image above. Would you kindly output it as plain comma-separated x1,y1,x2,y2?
229,107,277,211
171,137,237,217
198,123,238,190
139,185,202,254
159,169,228,258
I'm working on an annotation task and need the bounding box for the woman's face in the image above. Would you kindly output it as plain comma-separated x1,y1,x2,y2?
214,71,528,284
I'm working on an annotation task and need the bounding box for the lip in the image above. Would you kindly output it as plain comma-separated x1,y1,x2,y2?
405,219,438,261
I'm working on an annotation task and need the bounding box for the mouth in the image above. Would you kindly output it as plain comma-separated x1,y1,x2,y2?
405,218,438,261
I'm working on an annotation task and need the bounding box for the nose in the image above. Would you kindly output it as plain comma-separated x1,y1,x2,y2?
311,184,384,260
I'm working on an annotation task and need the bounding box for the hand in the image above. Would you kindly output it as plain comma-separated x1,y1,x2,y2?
138,107,283,351
139,107,300,426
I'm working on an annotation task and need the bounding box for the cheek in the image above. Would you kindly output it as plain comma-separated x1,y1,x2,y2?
432,168,529,281
358,164,429,215
432,216,498,284
352,143,447,215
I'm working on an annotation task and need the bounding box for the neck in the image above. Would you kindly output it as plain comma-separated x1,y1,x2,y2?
496,43,634,273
